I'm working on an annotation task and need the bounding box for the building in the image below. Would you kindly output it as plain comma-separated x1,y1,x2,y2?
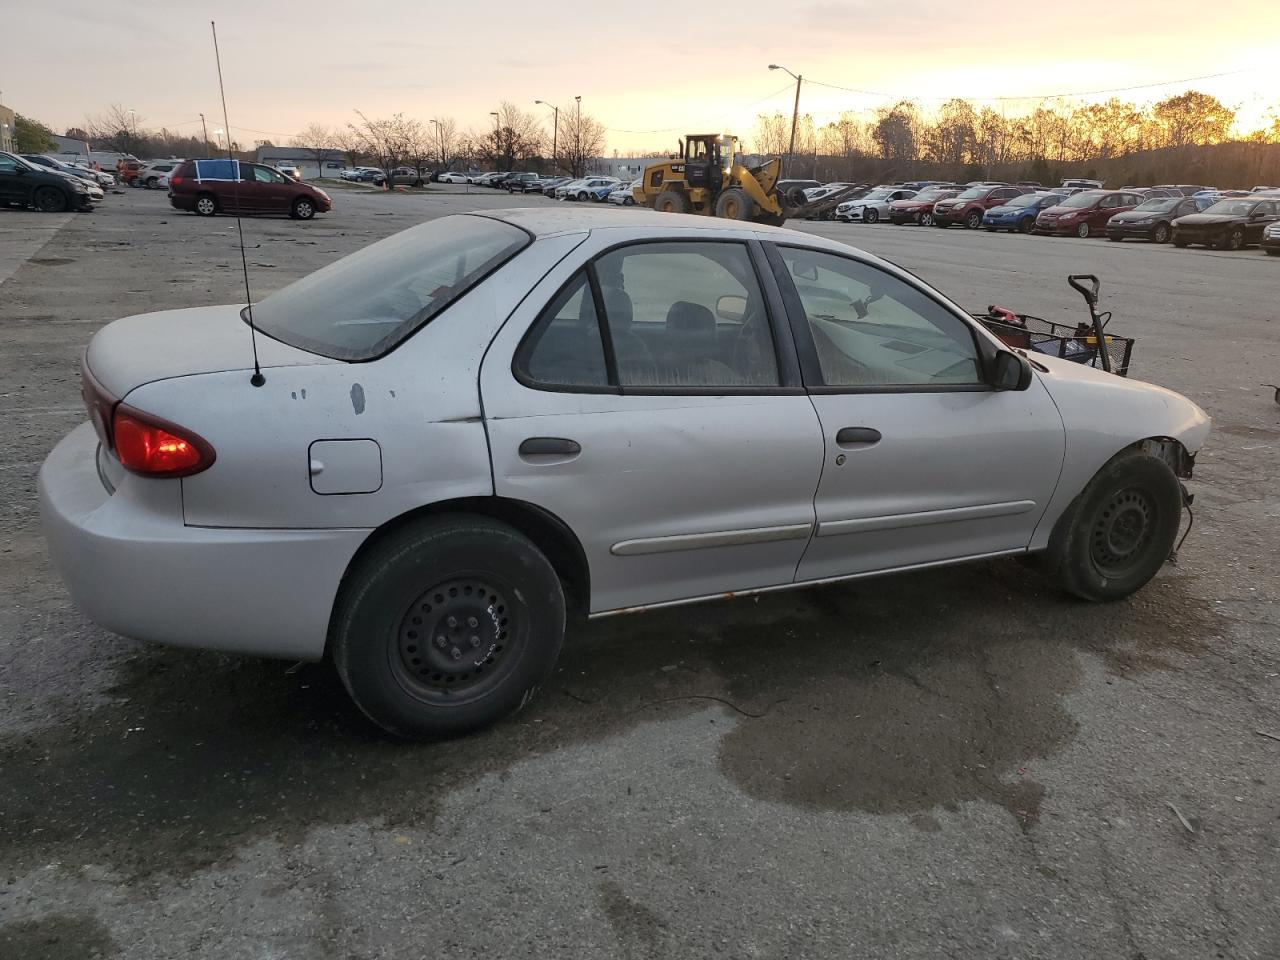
0,104,15,152
255,146,347,180
592,155,669,180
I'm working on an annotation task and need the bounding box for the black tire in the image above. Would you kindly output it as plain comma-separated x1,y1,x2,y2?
291,197,316,220
964,209,983,230
331,516,566,739
1019,217,1034,234
714,187,756,221
1075,221,1091,239
1266,248,1280,256
1153,222,1171,244
33,187,69,213
1173,237,1188,248
654,189,689,214
1108,233,1123,241
934,217,949,228
577,191,589,202
1042,449,1182,602
146,177,159,189
864,207,879,224
985,226,997,232
194,193,218,217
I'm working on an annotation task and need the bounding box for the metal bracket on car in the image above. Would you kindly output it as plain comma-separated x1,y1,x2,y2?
1169,482,1195,564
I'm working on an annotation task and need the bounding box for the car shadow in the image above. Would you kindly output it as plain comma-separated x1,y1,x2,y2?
0,558,1218,879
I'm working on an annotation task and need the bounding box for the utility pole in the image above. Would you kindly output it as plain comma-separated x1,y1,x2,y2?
430,118,444,168
535,100,559,172
490,111,500,168
574,95,582,176
199,113,210,155
769,64,803,179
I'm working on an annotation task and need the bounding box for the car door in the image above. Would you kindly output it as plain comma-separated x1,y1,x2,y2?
765,242,1065,582
245,164,292,214
0,153,32,205
480,232,826,614
1246,201,1279,242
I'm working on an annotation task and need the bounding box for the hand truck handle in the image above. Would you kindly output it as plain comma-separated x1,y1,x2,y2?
1068,274,1100,307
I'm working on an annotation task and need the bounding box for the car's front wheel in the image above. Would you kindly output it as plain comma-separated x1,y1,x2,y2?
1221,227,1245,251
864,208,879,224
1153,223,1171,244
1075,222,1091,238
1042,448,1183,602
965,210,983,229
291,197,316,220
331,516,566,739
33,186,68,213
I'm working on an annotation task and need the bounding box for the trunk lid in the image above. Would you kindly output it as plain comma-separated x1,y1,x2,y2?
86,303,337,399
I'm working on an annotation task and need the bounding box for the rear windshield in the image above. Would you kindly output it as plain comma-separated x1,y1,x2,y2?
247,214,531,360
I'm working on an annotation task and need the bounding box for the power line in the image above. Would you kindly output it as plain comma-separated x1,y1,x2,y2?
605,82,797,135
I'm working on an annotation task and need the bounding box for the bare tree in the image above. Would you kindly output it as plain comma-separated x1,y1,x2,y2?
349,111,415,186
430,117,461,169
86,103,146,156
555,102,606,177
293,123,339,150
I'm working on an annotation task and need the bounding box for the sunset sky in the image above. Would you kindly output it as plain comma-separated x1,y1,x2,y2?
5,0,1278,155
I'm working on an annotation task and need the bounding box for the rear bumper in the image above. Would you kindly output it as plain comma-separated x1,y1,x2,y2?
38,422,369,661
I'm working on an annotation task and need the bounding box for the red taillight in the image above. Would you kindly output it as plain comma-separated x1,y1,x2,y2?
170,175,184,187
112,405,215,478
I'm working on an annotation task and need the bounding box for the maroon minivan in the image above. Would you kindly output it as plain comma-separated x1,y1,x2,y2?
169,159,332,219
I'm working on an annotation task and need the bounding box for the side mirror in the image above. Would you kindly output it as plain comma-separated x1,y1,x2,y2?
992,350,1033,391
716,294,746,323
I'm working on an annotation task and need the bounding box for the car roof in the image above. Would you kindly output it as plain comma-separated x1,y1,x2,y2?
482,206,804,238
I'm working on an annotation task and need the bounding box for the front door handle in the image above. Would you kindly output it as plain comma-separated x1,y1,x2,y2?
518,437,581,458
836,427,882,447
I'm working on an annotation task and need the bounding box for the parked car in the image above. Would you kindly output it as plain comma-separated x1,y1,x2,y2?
1105,196,1200,243
584,181,619,202
834,186,917,223
1060,178,1104,190
1153,184,1208,197
438,172,471,184
475,172,510,187
774,179,822,198
168,159,332,219
23,154,101,188
982,192,1066,233
1171,197,1280,250
65,161,117,188
805,182,857,203
340,167,384,183
138,160,182,189
38,207,1210,739
504,173,542,193
607,181,639,205
539,177,570,196
0,151,96,211
558,177,618,201
1034,190,1144,238
1261,220,1280,256
933,185,1032,229
888,186,961,225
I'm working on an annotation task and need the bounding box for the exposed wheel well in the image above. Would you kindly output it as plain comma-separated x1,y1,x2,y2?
327,497,591,654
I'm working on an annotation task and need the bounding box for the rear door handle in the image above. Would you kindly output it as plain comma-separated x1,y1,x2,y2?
518,437,581,458
836,427,882,447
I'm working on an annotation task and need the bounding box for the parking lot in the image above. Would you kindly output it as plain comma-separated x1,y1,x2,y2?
2,185,1279,960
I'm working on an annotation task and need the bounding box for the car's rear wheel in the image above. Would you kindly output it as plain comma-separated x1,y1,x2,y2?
1222,228,1245,251
146,177,159,189
1153,223,1171,244
965,209,983,229
332,516,566,739
864,207,879,224
194,193,218,217
1075,222,1091,239
1042,449,1182,602
33,187,68,213
291,197,316,220
1019,217,1034,234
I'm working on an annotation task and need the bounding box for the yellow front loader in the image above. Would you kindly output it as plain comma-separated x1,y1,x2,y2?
634,134,801,225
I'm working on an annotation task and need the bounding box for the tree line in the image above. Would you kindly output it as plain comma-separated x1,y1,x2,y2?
753,90,1280,187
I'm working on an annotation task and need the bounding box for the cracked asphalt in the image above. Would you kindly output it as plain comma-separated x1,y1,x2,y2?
1,185,1278,960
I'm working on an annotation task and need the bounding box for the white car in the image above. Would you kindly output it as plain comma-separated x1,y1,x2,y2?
804,182,857,203
276,164,302,181
138,161,182,190
39,208,1209,739
607,181,640,205
555,177,617,200
439,172,471,184
836,187,919,223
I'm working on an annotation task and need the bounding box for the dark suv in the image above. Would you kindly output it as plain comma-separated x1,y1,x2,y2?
932,185,1031,229
168,159,332,219
0,151,95,212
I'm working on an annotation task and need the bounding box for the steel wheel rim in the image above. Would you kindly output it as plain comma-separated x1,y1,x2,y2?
1089,487,1156,578
298,201,312,217
197,198,215,214
967,212,981,229
1077,223,1089,238
392,576,518,701
1154,224,1169,243
921,212,933,225
1230,230,1243,250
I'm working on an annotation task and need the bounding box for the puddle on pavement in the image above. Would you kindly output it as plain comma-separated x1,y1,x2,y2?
0,559,1220,879
0,914,118,959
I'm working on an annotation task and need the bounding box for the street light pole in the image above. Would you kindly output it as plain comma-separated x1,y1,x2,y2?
430,118,444,168
768,64,802,179
490,111,501,168
574,95,582,176
534,100,559,173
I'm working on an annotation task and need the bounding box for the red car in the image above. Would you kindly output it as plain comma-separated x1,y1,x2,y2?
888,185,960,225
1034,189,1145,238
932,184,1033,229
168,159,332,219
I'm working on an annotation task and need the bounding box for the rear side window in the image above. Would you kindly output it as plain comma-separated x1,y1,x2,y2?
249,214,530,360
517,273,609,388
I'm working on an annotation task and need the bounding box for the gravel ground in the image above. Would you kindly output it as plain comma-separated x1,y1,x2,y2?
1,185,1278,960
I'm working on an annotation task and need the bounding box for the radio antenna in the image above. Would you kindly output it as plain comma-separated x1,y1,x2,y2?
211,20,265,387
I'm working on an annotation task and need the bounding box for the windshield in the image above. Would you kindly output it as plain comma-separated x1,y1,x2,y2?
1003,194,1043,208
248,215,531,360
952,188,988,200
1204,199,1256,216
862,189,892,201
1133,198,1180,213
1058,192,1101,209
912,188,953,201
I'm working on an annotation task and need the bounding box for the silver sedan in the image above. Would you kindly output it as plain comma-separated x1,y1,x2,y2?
39,208,1210,738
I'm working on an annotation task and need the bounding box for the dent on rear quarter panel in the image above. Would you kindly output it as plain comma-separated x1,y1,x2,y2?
130,232,590,531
